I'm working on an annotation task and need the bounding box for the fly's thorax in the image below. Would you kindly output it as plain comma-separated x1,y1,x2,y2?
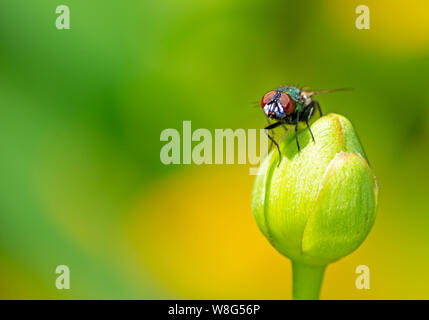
283,86,301,102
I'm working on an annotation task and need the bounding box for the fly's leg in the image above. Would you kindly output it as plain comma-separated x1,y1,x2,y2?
306,119,315,143
314,99,322,117
295,113,300,152
264,121,284,166
306,105,316,143
266,118,274,152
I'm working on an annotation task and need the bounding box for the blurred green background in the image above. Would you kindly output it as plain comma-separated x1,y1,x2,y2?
0,0,428,299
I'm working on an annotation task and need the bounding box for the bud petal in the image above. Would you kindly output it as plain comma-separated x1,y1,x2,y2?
301,152,378,265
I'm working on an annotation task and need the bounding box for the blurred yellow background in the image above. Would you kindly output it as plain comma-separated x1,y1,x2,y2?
0,0,428,299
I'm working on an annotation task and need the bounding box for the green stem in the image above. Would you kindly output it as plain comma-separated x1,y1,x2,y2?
292,261,326,300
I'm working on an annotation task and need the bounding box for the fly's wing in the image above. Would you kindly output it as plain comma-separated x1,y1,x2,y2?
303,88,352,97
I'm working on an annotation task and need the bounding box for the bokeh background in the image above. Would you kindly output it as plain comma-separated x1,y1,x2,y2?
0,0,428,299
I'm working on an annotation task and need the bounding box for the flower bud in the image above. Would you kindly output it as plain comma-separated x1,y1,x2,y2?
252,113,378,267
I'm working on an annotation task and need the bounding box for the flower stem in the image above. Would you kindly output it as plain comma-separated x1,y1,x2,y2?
292,261,326,300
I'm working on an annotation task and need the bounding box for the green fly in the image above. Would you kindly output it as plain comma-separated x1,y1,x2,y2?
260,86,348,164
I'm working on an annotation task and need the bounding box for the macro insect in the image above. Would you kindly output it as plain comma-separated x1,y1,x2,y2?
260,86,347,165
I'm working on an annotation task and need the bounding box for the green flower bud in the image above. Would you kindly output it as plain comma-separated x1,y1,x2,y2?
252,113,378,299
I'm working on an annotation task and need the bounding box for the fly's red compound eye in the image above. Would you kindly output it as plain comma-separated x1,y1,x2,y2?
280,93,295,115
261,91,277,107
